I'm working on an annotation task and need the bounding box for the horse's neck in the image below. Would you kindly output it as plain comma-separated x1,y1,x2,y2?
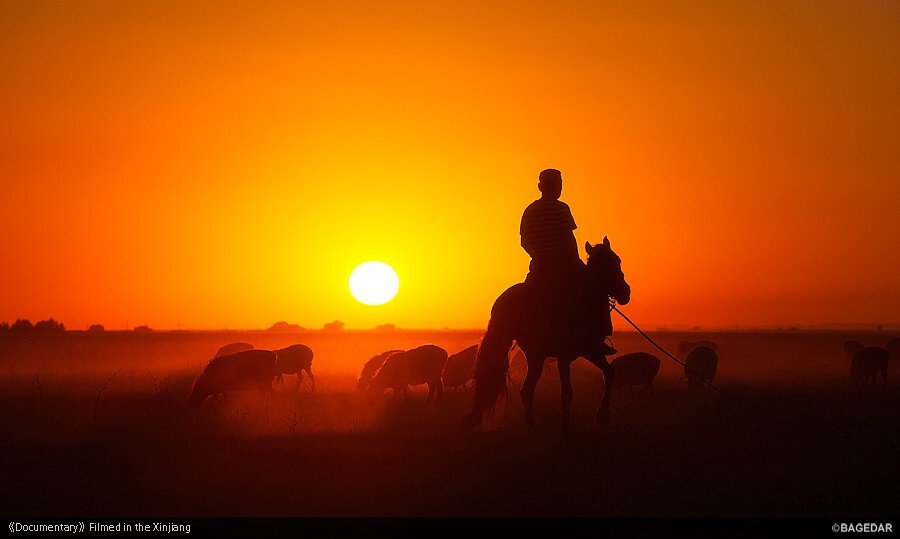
583,272,609,300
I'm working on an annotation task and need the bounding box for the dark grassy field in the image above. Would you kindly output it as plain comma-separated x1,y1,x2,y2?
0,329,897,517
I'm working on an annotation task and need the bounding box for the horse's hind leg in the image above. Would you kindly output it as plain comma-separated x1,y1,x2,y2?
305,367,316,391
558,358,575,436
521,356,545,435
294,371,304,391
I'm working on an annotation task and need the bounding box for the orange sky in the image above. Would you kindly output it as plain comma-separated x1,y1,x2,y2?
1,1,898,330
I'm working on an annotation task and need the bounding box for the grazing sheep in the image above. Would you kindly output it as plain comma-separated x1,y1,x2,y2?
357,350,403,394
214,342,254,359
850,346,889,386
274,344,315,391
189,349,276,407
885,338,900,366
684,345,718,390
442,345,478,390
368,344,448,403
843,340,866,366
677,340,717,360
610,352,660,396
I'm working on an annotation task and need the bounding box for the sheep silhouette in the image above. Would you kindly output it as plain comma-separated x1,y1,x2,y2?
843,340,866,366
885,338,900,367
214,342,254,359
357,349,403,394
610,352,660,396
850,346,889,386
442,345,478,390
677,340,717,360
274,344,315,391
368,344,448,403
189,349,276,407
684,345,718,390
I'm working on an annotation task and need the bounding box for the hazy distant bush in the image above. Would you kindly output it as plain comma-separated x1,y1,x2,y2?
0,322,8,333
375,324,397,332
34,319,66,333
268,321,306,332
133,325,153,333
322,320,344,332
88,324,105,333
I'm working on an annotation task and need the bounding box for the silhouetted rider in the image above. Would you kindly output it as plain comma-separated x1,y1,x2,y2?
520,168,580,278
520,169,616,355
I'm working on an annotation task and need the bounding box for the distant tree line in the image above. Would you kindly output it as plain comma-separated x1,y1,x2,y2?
0,318,66,334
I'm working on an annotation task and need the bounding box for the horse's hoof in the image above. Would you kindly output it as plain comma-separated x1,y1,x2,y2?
596,407,611,426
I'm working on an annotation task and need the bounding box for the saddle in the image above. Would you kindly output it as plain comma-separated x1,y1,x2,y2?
522,265,615,355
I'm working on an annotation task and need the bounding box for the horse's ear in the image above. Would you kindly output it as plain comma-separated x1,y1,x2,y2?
603,236,610,247
585,241,593,255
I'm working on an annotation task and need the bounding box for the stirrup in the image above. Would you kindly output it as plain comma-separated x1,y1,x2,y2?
601,342,617,356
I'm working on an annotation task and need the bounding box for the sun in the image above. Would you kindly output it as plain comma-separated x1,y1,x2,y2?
349,261,400,305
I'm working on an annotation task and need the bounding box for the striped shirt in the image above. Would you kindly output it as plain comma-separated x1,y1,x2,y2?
520,199,577,260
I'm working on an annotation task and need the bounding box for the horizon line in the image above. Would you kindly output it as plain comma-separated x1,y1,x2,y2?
8,323,899,334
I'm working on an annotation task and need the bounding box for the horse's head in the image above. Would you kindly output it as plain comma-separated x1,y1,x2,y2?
585,237,631,305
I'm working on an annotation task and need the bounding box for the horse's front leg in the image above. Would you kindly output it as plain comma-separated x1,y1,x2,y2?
521,356,545,435
585,354,615,426
558,357,576,436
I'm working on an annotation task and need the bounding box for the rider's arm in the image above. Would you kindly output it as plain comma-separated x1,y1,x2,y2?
562,204,579,262
564,230,579,261
520,209,536,257
521,232,536,257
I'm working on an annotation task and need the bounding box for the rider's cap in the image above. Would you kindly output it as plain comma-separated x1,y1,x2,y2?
539,169,562,185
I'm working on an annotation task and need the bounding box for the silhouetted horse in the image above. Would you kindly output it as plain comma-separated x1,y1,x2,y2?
464,237,631,434
274,344,315,391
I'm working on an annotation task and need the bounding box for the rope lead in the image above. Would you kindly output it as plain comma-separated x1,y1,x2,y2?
612,305,757,420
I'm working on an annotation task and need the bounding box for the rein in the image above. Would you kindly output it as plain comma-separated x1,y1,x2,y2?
608,299,757,420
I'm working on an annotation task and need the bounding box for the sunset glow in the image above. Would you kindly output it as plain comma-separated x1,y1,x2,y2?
0,1,898,330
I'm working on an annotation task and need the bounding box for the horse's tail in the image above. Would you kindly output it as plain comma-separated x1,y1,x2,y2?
462,317,514,428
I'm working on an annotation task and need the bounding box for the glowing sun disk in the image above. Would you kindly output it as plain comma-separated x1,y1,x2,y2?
349,262,399,305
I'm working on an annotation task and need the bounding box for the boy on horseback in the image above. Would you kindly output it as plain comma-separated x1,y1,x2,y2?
520,169,616,355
